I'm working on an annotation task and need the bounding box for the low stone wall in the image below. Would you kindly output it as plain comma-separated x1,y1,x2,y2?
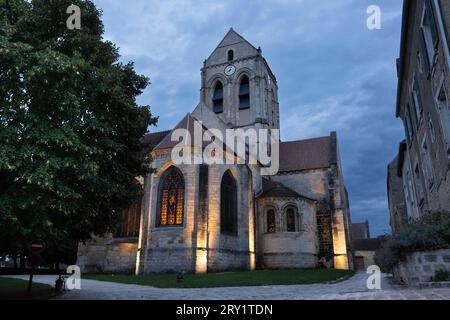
77,236,138,274
393,249,450,285
261,252,317,269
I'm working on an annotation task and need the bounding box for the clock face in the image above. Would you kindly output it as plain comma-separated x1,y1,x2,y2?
224,65,236,76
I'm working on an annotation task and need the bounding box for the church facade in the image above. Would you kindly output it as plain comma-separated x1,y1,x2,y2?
77,29,353,274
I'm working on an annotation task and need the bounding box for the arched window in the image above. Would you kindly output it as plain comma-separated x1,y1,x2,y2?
227,50,234,61
267,209,276,233
213,81,224,113
220,170,237,235
157,167,184,227
286,207,296,232
239,76,250,110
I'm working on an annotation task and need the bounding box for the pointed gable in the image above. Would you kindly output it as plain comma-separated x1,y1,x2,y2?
154,114,202,150
205,28,259,66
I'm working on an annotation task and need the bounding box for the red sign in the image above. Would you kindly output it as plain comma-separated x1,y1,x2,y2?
30,240,46,254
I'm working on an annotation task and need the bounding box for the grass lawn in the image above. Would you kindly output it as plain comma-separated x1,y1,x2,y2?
0,277,56,300
85,269,355,288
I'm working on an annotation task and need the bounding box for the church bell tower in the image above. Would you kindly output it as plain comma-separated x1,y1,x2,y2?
200,28,280,131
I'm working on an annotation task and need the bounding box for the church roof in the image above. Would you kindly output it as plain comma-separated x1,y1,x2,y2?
353,238,386,251
279,136,332,172
259,178,317,202
216,28,258,51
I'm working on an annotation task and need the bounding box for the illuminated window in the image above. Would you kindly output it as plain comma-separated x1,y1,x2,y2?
115,196,142,238
267,209,276,233
157,167,184,227
239,76,250,110
220,170,237,235
286,207,296,232
213,81,224,113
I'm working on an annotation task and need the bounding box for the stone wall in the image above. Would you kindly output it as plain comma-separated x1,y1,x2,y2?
354,250,375,270
140,151,199,274
393,249,450,285
256,197,318,269
77,235,138,274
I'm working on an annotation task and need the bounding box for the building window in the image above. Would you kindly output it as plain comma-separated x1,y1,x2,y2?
411,75,423,126
429,117,436,143
414,163,425,207
239,76,250,110
421,0,438,71
404,110,413,145
115,196,142,238
267,209,276,233
213,81,224,113
421,136,435,189
220,170,237,235
285,207,297,232
227,50,234,61
157,167,184,227
436,80,450,150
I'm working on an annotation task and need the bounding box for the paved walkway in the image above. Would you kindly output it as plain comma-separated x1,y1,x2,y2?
3,272,450,300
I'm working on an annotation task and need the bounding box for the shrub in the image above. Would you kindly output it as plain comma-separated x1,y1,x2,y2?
434,270,450,282
375,212,450,272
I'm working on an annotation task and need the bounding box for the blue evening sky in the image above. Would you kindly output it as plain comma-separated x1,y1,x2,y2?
94,0,405,236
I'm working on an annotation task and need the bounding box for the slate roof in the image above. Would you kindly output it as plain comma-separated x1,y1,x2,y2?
142,118,334,174
259,178,317,202
353,238,385,251
279,136,332,172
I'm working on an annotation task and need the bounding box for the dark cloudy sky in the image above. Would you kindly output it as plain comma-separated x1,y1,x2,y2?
95,0,405,236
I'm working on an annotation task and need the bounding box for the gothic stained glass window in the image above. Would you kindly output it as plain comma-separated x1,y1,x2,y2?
267,209,276,233
239,76,250,110
286,207,296,232
220,170,237,235
158,167,184,227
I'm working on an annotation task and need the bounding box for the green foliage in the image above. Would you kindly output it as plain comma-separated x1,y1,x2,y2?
375,212,450,272
0,0,157,259
434,270,450,282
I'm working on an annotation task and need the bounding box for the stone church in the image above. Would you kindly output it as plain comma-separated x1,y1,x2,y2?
77,29,353,274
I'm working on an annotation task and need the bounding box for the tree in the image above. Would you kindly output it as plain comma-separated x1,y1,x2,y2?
0,0,157,263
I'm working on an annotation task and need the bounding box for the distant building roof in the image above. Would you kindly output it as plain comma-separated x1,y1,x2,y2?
353,238,385,251
279,136,332,172
352,221,371,240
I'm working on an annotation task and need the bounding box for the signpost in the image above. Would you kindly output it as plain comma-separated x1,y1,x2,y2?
27,240,45,295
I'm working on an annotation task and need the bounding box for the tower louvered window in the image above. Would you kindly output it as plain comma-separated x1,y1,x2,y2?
239,76,250,110
213,81,224,113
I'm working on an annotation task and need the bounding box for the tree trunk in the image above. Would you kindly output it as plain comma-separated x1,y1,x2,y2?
13,255,18,273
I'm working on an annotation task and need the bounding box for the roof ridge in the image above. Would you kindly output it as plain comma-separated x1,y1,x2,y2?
281,135,331,144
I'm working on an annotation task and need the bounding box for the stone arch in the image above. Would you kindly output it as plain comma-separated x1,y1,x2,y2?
206,73,229,89
233,68,256,84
